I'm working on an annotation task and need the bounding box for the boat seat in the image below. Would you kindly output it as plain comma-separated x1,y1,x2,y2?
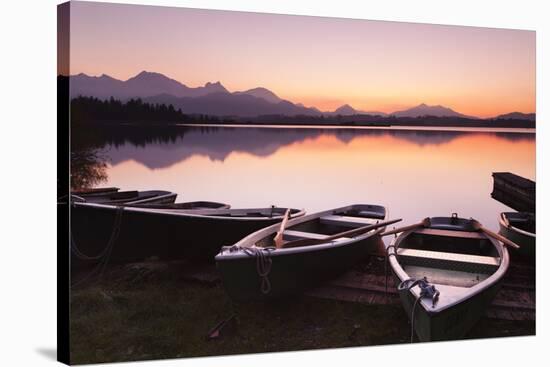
414,228,486,239
283,230,349,242
354,210,385,219
397,248,500,274
320,215,378,228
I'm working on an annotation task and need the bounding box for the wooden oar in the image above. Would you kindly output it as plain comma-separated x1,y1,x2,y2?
281,218,402,249
470,218,520,249
274,208,292,248
381,217,431,236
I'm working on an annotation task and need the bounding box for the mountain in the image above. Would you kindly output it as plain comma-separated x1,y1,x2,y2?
333,104,357,115
325,104,388,116
70,71,229,100
70,71,483,119
390,103,474,118
234,87,282,104
494,112,536,121
143,92,322,117
331,104,388,116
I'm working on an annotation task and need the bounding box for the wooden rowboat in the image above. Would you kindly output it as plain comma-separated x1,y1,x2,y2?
70,203,305,265
215,204,389,301
499,212,535,259
388,215,509,342
71,189,177,205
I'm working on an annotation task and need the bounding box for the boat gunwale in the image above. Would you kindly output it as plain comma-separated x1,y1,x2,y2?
215,204,387,259
388,220,509,314
72,202,306,222
499,212,536,238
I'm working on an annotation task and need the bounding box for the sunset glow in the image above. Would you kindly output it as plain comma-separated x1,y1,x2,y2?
69,2,535,118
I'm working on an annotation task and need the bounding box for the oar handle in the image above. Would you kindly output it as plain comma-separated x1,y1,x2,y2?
479,226,520,249
324,218,402,241
280,218,402,249
470,218,520,249
274,208,292,248
381,218,431,236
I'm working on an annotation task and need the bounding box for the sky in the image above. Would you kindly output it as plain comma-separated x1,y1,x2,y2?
67,1,535,117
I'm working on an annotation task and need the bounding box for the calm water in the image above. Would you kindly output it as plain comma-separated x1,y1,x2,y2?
95,125,535,232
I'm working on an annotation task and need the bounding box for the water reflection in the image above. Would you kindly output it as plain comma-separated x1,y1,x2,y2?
78,125,535,231
97,126,533,169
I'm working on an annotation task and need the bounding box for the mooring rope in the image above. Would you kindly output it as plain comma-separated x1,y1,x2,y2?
242,246,275,295
398,277,440,342
70,206,124,288
70,206,124,261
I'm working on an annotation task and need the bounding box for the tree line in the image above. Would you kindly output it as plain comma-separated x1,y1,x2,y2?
71,96,220,124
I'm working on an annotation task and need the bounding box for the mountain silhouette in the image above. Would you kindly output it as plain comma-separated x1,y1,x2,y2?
234,87,282,104
494,112,536,121
331,104,388,116
143,92,321,117
70,71,531,121
390,103,473,118
71,71,229,100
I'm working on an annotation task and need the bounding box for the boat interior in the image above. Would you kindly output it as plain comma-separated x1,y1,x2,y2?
131,201,230,210
504,212,535,234
256,205,386,248
396,227,501,288
82,190,169,203
203,207,303,218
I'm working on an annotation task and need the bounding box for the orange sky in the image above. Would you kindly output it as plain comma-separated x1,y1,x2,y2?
69,2,535,117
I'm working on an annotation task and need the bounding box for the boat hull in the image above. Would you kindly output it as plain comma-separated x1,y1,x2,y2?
388,215,509,342
70,204,297,266
216,204,388,302
393,272,502,341
217,235,383,302
499,221,535,260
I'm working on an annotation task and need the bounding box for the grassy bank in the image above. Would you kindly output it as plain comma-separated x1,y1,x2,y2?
70,262,535,364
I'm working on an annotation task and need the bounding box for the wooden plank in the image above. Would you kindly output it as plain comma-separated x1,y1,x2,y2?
490,300,536,311
320,215,377,228
414,227,486,239
397,248,500,266
283,230,329,241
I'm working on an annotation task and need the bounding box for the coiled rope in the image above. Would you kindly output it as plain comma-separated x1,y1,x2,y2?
242,246,275,295
398,277,440,342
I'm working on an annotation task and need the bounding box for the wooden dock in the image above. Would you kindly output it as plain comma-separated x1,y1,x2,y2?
492,172,535,212
181,255,535,322
305,256,535,322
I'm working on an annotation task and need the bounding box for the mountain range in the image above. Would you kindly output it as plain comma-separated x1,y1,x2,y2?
70,71,534,120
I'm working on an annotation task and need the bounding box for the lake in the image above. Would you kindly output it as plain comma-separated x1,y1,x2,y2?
92,125,535,233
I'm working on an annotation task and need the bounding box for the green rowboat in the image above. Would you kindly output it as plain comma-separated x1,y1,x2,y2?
388,215,509,342
215,204,388,302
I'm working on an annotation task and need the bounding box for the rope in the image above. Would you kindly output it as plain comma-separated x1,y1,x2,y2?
242,246,275,295
398,277,440,342
70,206,124,288
70,206,124,260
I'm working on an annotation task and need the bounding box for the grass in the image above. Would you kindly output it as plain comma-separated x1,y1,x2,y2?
69,262,535,364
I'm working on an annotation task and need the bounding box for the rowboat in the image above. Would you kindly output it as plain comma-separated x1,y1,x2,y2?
387,215,509,342
70,203,305,265
71,189,177,205
215,204,390,301
499,212,535,259
129,201,230,210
